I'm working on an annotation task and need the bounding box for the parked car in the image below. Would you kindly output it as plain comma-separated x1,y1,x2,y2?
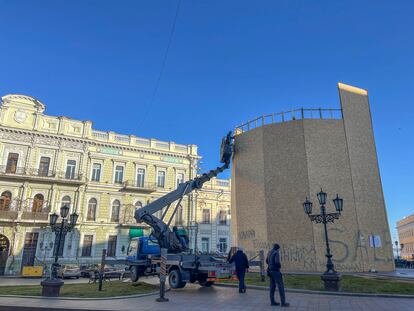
103,265,123,279
57,265,81,279
80,264,99,278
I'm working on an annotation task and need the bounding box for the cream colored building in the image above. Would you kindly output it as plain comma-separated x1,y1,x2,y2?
193,178,231,254
0,94,231,276
397,214,414,260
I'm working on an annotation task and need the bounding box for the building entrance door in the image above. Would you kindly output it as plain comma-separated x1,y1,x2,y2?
21,232,39,268
0,234,10,275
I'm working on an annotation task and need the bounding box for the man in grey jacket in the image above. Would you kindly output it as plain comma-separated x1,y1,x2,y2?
266,244,289,307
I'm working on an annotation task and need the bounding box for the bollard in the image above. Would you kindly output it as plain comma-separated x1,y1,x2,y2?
156,247,169,302
98,249,106,291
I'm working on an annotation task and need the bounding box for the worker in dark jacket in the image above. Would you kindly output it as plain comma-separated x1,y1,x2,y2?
266,244,289,307
229,247,249,293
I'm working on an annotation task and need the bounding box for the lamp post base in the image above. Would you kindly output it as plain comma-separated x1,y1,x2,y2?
41,279,64,297
321,272,341,291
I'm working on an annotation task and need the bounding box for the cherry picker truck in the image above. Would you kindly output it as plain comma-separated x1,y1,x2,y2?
126,132,236,289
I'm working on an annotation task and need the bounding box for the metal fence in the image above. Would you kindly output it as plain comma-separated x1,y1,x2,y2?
235,108,343,134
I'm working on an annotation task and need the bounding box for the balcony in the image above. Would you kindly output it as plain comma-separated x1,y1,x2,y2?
0,199,50,223
0,166,85,185
122,180,156,193
20,211,50,222
0,210,18,221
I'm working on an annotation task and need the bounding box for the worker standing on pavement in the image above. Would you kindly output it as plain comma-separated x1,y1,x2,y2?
266,243,289,307
229,247,249,293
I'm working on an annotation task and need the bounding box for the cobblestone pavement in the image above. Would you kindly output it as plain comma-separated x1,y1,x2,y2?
0,284,413,311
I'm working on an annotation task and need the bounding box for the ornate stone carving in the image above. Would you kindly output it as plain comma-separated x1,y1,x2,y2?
65,151,80,158
34,136,59,146
0,131,32,143
14,110,27,123
63,140,84,150
38,148,55,156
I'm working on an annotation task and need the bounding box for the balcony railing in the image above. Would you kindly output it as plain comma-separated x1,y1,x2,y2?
20,211,50,221
0,210,18,221
0,166,85,184
235,108,343,134
122,180,157,193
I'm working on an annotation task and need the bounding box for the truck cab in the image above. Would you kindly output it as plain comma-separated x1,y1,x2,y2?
127,236,160,261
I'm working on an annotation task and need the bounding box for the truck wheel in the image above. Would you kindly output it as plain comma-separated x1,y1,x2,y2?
168,269,186,289
130,266,140,282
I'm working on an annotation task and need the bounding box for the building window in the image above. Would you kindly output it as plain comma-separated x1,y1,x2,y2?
218,238,228,253
32,194,44,213
135,201,143,208
81,235,93,257
91,163,101,182
175,204,183,225
157,171,166,188
114,166,124,184
61,196,71,210
111,200,120,222
6,153,19,173
53,232,65,257
176,172,184,188
0,191,12,211
38,157,51,177
137,168,145,187
65,160,76,179
201,237,210,253
87,198,97,221
202,209,210,224
219,210,227,225
107,235,117,257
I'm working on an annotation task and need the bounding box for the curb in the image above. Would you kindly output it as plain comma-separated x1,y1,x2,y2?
215,282,414,299
0,290,160,300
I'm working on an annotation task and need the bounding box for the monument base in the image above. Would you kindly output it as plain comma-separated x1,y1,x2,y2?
41,279,64,297
321,272,341,291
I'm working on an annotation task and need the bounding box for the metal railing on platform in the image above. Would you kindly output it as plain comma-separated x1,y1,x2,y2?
235,108,343,134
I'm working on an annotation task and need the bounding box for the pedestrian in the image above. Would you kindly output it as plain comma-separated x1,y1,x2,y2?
266,244,289,307
229,247,249,293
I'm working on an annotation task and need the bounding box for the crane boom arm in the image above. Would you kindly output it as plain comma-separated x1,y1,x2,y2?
134,131,233,253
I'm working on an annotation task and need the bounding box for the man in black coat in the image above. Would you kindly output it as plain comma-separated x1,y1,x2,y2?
267,244,289,307
229,247,249,293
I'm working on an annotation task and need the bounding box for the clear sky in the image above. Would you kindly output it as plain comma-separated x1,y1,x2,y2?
0,0,413,242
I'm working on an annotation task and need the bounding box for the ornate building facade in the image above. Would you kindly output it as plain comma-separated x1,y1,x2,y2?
194,178,231,254
397,214,414,260
0,94,231,275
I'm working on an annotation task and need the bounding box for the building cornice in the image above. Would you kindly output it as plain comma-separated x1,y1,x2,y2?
0,126,200,161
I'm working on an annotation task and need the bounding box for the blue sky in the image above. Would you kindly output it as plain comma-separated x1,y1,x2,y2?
0,0,413,242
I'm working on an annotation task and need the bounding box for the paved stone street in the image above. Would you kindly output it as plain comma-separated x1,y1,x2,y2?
0,283,413,311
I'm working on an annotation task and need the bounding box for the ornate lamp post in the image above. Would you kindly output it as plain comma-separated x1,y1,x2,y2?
41,205,78,297
395,241,400,260
303,189,343,291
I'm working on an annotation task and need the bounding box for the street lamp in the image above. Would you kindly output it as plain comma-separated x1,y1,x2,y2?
41,205,78,297
303,189,343,291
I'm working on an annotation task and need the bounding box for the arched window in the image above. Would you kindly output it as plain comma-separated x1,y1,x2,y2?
111,200,120,222
0,191,12,211
134,201,143,208
61,196,71,208
32,194,44,213
87,198,97,221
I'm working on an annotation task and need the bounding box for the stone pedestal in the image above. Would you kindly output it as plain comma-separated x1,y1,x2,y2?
321,272,341,291
41,279,64,297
